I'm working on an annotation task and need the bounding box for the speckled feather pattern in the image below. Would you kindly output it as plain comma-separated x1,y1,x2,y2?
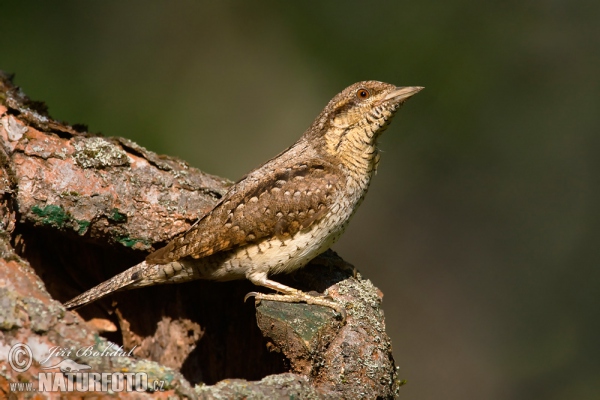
146,146,342,264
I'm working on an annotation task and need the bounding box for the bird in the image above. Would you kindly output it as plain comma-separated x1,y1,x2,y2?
64,81,423,319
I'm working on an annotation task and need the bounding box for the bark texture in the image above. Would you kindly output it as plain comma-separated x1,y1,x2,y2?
0,71,401,399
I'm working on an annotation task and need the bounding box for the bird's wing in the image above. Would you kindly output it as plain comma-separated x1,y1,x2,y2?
146,160,342,264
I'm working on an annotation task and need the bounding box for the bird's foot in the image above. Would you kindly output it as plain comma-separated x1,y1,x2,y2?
245,291,346,322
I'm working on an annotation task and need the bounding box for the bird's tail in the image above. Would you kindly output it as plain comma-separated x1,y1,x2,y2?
64,260,154,309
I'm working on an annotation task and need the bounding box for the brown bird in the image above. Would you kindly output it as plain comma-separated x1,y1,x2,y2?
64,81,423,318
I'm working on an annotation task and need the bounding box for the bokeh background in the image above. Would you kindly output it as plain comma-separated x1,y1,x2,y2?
2,1,599,398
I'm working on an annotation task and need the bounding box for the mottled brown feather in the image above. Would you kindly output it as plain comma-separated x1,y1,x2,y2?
146,159,342,264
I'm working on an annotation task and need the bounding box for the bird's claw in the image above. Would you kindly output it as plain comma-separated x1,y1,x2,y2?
244,292,260,302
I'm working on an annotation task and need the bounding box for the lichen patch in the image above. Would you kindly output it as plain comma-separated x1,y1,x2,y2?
73,137,130,169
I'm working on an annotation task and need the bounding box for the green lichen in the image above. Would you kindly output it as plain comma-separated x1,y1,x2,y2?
32,205,68,228
108,208,126,222
32,205,91,235
75,220,90,235
116,236,138,247
116,235,150,249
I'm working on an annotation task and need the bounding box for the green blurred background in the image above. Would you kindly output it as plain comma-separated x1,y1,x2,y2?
2,1,599,398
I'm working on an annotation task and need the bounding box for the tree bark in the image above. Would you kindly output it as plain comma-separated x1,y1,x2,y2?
0,71,401,399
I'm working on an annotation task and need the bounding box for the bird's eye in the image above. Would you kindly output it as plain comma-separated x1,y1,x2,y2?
356,89,370,99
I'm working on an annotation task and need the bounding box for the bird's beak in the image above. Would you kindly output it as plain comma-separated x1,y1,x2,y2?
383,86,424,103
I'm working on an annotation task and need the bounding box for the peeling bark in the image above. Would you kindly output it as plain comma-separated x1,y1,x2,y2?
0,71,401,399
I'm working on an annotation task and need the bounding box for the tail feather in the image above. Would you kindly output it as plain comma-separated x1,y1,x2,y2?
64,261,152,309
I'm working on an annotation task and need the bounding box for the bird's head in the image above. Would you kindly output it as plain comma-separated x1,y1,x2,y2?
306,81,423,164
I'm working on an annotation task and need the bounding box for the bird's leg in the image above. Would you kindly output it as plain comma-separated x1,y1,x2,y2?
244,275,346,321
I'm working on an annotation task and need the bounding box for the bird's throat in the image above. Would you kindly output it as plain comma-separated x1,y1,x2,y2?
325,125,380,179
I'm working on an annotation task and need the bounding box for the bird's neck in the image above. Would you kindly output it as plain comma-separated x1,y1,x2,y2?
324,126,381,192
